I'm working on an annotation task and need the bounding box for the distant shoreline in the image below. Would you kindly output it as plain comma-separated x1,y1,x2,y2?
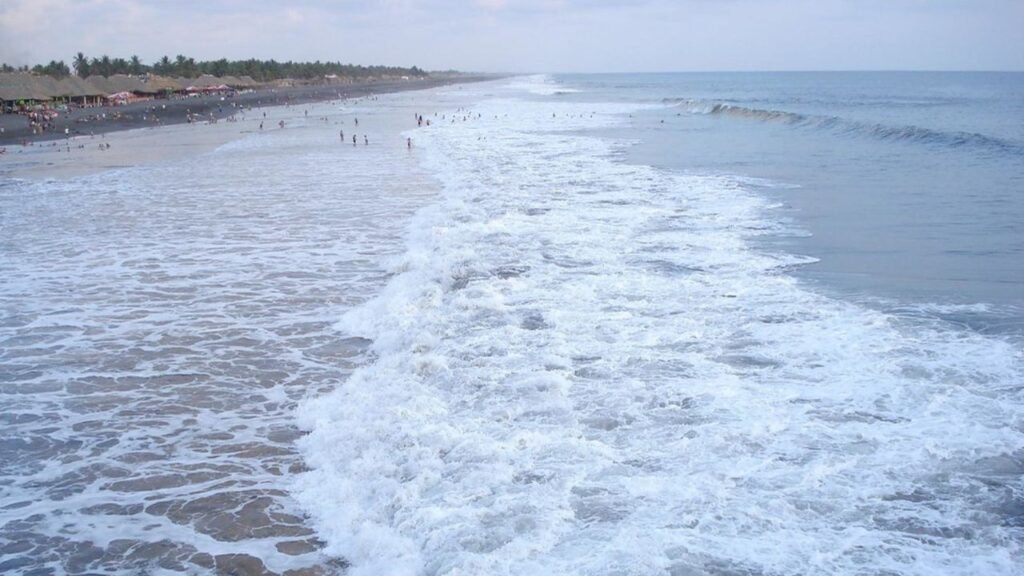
0,76,494,147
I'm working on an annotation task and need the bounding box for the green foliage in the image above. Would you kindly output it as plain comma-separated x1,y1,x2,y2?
73,52,90,77
54,52,430,80
30,60,71,78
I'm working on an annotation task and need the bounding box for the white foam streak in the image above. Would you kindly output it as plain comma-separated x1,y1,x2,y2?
297,84,1024,575
506,74,582,96
0,91,446,574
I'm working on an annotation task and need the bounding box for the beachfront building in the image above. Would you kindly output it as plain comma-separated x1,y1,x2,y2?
1,72,265,115
0,72,53,113
85,74,149,105
140,75,185,99
183,74,237,96
55,76,107,107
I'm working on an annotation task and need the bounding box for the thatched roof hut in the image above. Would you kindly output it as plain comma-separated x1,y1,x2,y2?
85,74,146,96
84,75,114,95
140,75,182,94
185,74,224,90
107,74,146,94
0,73,54,102
55,76,105,98
30,75,62,97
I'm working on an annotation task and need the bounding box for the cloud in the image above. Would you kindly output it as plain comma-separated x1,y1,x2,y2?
1,0,1021,71
285,8,306,24
476,0,510,10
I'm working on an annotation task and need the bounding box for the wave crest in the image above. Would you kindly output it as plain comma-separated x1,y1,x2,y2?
666,98,1023,155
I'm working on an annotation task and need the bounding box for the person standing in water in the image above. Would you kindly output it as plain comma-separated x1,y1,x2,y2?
352,134,357,146
364,135,369,145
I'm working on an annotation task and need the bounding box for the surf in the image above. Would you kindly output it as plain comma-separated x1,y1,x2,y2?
666,97,1024,156
295,79,1024,576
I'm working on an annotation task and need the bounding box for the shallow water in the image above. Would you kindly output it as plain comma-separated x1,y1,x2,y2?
297,77,1024,576
3,76,1022,576
586,72,1024,321
0,92,441,574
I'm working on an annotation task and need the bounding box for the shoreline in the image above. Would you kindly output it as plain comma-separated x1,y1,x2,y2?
0,75,476,574
0,75,494,148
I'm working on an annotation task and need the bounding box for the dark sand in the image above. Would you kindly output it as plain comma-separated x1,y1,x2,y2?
0,76,491,147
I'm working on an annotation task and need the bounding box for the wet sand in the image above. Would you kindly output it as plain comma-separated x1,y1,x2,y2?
1,76,491,181
0,76,490,148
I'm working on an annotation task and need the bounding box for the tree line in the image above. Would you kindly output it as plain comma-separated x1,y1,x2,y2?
2,61,72,78
1,53,428,81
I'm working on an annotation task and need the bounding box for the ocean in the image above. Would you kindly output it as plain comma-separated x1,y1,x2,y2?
1,73,1022,575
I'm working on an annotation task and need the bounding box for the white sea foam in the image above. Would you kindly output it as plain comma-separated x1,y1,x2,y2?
507,74,582,96
296,82,1024,575
0,91,446,574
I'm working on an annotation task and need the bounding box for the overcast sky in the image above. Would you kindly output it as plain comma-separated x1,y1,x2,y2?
1,0,1021,72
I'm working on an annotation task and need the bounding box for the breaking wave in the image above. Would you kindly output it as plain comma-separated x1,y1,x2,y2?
667,98,1024,155
295,85,1024,576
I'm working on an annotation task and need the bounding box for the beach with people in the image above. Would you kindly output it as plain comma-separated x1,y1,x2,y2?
4,71,1023,576
2,0,1022,574
0,76,487,179
0,77,499,575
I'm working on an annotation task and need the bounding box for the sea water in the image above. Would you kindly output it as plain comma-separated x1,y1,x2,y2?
583,72,1024,323
296,74,1023,576
0,92,444,573
2,74,1022,576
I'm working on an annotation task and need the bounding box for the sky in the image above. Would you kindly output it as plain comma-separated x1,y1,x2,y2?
1,0,1022,72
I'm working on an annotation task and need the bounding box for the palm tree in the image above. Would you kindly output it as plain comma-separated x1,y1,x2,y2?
155,55,171,75
210,58,228,77
94,55,112,77
73,52,90,77
112,57,129,75
174,54,188,77
130,55,143,76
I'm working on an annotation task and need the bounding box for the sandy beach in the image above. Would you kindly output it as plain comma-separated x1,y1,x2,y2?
0,76,488,149
0,76,490,180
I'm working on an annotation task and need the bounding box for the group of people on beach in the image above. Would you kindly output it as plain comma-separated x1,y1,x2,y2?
340,130,370,146
1,90,441,158
24,110,60,135
338,123,371,146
